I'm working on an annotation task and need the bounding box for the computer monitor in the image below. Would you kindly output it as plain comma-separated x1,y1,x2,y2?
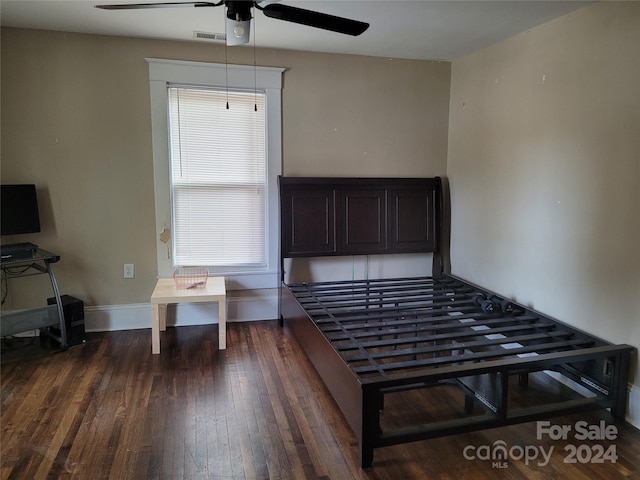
1,184,41,236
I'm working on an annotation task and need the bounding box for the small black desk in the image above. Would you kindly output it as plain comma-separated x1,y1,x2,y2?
0,248,68,349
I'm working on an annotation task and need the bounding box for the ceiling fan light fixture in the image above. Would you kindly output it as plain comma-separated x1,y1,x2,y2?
225,2,252,45
225,16,250,45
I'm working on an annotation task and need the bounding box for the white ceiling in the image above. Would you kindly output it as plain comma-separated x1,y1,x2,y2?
0,0,591,61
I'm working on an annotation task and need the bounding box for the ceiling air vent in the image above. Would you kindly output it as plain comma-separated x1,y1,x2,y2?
193,31,227,43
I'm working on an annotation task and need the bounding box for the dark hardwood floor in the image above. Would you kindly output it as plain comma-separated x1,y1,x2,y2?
2,321,639,479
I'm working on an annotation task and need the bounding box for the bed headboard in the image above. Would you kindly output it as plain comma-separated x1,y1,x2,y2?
279,176,443,276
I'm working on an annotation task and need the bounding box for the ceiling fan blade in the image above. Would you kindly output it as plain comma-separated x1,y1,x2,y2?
261,4,368,36
95,1,222,10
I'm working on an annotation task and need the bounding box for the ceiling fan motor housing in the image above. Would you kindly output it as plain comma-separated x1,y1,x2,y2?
226,1,252,21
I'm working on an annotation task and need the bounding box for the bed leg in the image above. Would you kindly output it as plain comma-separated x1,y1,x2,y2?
360,388,382,468
611,351,631,420
360,445,375,469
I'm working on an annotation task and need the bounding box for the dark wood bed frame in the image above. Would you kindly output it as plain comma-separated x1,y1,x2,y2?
278,176,633,468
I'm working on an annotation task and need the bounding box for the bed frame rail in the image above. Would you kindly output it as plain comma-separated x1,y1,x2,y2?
358,341,631,460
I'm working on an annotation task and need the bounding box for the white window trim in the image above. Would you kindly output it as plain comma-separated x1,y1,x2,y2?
147,58,284,289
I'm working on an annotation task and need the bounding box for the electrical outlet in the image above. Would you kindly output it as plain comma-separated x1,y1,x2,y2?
124,263,135,279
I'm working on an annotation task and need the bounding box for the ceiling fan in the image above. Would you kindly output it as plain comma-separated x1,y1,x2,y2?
95,1,370,46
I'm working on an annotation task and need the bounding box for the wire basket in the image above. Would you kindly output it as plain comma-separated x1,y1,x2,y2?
173,267,208,289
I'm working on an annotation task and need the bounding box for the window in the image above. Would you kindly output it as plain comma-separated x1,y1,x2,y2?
168,87,266,267
147,59,284,289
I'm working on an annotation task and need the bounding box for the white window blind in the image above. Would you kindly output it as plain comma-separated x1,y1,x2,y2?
168,87,266,267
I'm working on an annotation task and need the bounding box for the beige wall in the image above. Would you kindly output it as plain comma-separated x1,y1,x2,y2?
447,2,639,385
280,51,450,177
0,28,450,308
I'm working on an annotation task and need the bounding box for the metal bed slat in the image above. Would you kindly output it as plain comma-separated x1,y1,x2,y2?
298,298,511,322
294,283,444,299
353,338,595,376
308,302,521,322
309,304,487,325
293,277,480,302
296,291,470,310
330,321,557,350
314,308,536,330
290,276,468,304
293,279,459,295
323,315,546,340
339,331,576,362
288,276,441,291
295,286,464,305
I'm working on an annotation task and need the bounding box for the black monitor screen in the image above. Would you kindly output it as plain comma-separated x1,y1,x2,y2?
1,184,41,236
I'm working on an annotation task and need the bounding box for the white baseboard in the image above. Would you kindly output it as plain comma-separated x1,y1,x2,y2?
84,303,150,332
84,289,279,332
627,383,640,430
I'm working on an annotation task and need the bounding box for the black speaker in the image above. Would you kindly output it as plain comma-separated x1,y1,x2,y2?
46,295,86,346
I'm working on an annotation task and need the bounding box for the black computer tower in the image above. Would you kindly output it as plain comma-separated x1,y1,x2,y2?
46,295,86,346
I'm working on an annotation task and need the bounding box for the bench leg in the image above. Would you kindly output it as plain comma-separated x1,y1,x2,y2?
151,304,161,354
159,303,167,331
218,298,227,350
